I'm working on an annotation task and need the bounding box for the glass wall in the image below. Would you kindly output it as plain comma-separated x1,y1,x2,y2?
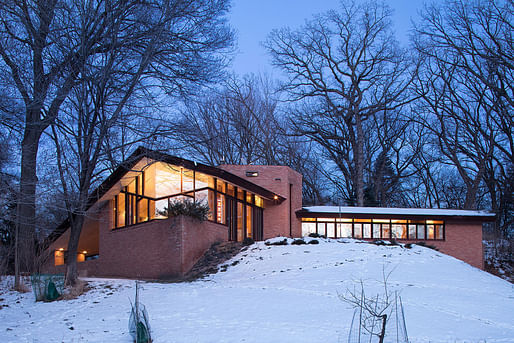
112,160,264,241
301,217,444,240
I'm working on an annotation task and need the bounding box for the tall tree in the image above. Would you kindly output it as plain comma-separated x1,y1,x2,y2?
49,0,234,285
265,1,415,206
177,74,284,165
414,0,513,213
0,0,233,287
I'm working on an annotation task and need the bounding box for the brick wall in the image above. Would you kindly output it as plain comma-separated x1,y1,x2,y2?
98,209,228,279
432,221,484,269
218,165,303,239
43,202,228,279
366,221,484,269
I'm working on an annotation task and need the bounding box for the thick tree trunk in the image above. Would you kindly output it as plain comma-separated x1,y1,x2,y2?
355,116,365,207
15,126,43,289
65,214,85,286
378,314,387,343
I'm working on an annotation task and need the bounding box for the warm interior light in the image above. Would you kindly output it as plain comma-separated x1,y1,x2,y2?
58,248,64,251
217,197,223,223
82,251,87,254
273,195,278,200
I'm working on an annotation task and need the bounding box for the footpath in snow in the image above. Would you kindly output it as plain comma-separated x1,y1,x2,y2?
0,238,513,343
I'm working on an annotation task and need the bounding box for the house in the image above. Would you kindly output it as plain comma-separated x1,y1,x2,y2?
43,147,495,278
296,206,495,269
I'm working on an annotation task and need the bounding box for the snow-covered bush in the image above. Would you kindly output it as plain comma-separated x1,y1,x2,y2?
265,237,288,246
291,238,306,245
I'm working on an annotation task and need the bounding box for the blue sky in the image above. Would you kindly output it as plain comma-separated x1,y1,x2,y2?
229,0,426,76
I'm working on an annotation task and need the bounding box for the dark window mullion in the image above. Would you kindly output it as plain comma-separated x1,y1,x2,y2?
125,189,129,225
114,195,118,228
214,178,218,223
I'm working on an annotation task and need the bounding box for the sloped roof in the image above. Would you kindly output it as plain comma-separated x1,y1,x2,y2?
45,147,285,245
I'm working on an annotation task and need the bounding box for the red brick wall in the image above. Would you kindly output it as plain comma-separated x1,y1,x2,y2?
44,202,228,279
98,209,228,279
43,259,99,277
432,221,484,269
179,216,229,274
359,221,484,269
218,165,303,239
46,215,100,256
99,217,182,278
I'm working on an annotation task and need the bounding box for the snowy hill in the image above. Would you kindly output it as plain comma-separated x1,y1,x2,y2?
1,238,513,342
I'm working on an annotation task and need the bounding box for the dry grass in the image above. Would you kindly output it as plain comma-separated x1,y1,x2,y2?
14,283,31,293
62,279,89,300
4,276,31,293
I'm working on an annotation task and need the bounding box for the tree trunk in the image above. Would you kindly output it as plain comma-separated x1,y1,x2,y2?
355,116,365,207
15,126,43,289
379,314,387,343
65,214,85,286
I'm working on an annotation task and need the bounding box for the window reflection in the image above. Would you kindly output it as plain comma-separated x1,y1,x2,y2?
111,158,265,241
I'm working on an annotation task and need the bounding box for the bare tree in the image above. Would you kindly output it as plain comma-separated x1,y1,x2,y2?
177,73,333,204
177,74,285,165
340,268,409,343
414,0,513,215
0,0,233,287
265,1,416,206
0,136,17,275
45,0,233,285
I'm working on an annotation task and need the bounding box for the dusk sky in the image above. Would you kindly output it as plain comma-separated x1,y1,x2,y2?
229,0,426,76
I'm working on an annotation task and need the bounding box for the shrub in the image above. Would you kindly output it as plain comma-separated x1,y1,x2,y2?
157,199,210,221
292,239,306,245
265,238,288,246
242,237,255,246
308,233,325,238
308,239,319,245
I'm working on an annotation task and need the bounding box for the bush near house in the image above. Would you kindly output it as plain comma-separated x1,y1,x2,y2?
157,199,210,222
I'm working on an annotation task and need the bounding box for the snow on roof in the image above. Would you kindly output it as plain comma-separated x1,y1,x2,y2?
300,206,495,218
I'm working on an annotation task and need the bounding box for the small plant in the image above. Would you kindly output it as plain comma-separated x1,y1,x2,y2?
157,198,210,221
30,274,64,302
308,233,325,238
340,268,409,343
129,281,152,343
307,239,319,245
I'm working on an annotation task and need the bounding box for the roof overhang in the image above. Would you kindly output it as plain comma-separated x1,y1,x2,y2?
296,206,496,222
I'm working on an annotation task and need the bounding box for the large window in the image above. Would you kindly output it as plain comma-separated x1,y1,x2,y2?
111,160,264,241
301,218,445,241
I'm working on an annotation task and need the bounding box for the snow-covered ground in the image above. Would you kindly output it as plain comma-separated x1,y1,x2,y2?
1,238,513,343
